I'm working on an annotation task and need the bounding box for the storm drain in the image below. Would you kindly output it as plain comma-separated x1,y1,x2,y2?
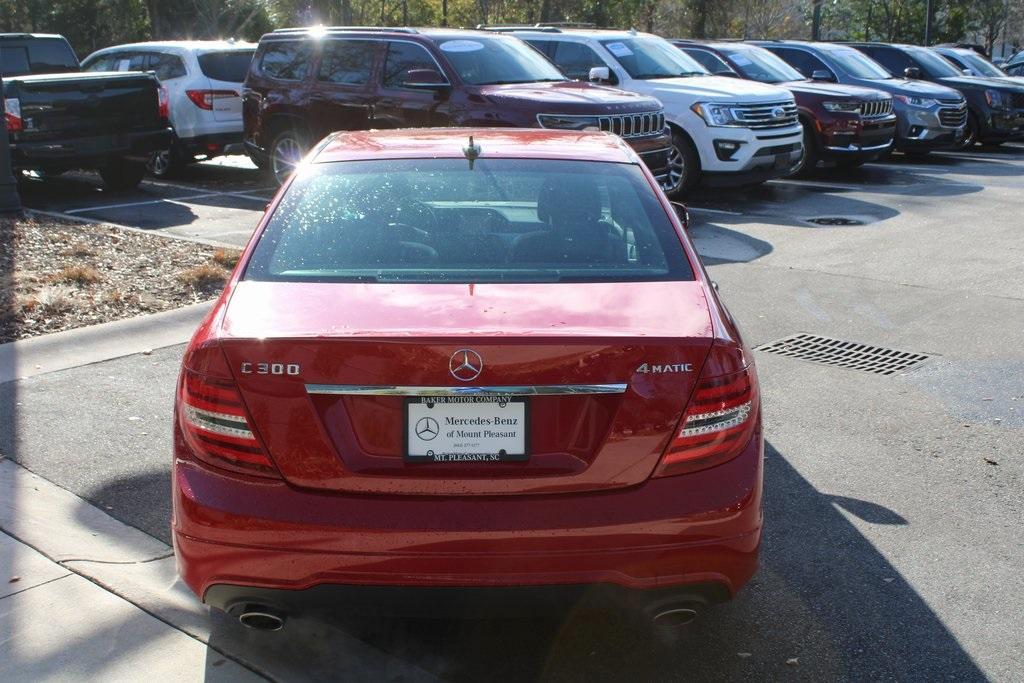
754,334,934,375
805,216,866,226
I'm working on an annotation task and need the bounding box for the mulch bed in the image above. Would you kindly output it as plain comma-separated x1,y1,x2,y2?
0,214,240,344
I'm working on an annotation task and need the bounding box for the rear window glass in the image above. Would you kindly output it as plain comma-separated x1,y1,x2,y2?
258,41,311,81
245,158,693,284
2,39,77,76
1,47,31,76
198,50,255,82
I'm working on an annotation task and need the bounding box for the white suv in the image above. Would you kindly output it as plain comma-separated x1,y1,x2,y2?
500,28,804,195
82,40,256,177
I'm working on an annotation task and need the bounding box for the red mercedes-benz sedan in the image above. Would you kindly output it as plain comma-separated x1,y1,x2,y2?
172,128,763,632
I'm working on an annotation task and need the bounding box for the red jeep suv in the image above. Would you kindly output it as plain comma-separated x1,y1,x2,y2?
173,128,763,631
243,27,671,184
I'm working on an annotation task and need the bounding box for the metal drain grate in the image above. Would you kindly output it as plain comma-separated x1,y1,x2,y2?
806,217,865,226
754,334,933,375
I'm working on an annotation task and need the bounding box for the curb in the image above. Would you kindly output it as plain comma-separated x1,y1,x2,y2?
0,301,212,383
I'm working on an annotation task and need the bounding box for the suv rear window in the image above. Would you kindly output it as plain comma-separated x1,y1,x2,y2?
258,40,312,81
198,50,255,82
245,158,693,284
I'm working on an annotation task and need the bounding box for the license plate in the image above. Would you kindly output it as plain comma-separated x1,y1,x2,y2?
405,396,528,463
774,153,791,170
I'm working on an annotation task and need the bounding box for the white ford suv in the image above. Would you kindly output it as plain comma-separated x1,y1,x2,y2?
82,40,256,177
498,28,805,195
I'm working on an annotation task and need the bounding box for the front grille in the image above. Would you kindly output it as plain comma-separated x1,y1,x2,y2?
595,112,665,138
939,104,968,128
859,99,892,118
731,100,799,129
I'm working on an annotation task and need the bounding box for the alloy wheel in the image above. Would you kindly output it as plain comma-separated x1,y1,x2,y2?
146,149,172,177
272,136,304,184
662,144,686,195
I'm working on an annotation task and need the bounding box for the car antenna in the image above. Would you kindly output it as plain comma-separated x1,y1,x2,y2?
463,135,482,169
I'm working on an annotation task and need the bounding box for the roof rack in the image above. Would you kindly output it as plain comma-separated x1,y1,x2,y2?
478,25,563,33
272,26,419,34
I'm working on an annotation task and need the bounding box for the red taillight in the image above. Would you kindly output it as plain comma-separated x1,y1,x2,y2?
178,343,279,477
185,89,238,110
157,85,170,120
4,97,22,133
654,348,758,478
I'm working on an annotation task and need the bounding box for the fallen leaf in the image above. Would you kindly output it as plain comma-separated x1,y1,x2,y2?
984,458,999,466
786,657,799,666
737,652,752,658
883,577,894,583
9,576,21,583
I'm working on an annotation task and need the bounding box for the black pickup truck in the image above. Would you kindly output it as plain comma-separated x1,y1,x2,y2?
2,33,172,189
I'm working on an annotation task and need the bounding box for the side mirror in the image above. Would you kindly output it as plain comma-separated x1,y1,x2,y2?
402,69,450,90
588,66,613,84
904,66,921,79
671,202,689,231
810,69,835,82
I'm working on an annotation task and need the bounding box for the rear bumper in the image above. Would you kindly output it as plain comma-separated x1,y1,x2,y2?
177,131,245,157
172,424,763,611
10,127,173,170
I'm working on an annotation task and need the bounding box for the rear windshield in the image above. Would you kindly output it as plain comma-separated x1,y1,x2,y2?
1,39,78,76
245,158,693,284
198,50,255,82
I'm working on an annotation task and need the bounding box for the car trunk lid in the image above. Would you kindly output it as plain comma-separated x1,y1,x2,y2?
219,280,713,495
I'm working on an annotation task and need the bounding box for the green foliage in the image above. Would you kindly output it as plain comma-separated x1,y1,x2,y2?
1,0,1021,60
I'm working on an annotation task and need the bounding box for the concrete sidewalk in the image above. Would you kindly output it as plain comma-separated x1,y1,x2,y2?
1,531,260,682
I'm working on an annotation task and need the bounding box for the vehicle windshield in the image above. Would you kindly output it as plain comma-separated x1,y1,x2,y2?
720,45,804,83
911,48,963,78
598,36,707,79
245,158,693,284
830,48,893,80
437,36,566,85
949,50,1004,77
198,50,255,82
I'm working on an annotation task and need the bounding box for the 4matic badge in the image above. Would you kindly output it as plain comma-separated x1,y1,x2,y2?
635,362,693,374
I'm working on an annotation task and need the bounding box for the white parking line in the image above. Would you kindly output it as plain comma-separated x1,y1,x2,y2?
64,193,221,214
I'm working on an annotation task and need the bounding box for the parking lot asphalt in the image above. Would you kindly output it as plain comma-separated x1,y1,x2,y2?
4,145,1024,681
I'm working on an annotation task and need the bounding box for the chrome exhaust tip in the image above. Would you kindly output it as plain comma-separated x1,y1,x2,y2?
237,607,285,631
651,606,699,629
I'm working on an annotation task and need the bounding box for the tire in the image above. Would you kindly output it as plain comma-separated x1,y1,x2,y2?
99,160,146,191
146,141,186,178
267,129,309,185
661,130,700,198
246,148,268,170
789,121,819,177
954,112,979,151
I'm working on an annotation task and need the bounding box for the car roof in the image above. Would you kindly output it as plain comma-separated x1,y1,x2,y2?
501,28,652,40
89,40,255,53
313,128,636,165
263,27,506,42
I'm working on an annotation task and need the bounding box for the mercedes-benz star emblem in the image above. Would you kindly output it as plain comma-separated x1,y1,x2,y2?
414,417,439,441
449,349,483,382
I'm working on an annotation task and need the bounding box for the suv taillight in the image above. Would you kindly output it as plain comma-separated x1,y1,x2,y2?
4,97,22,133
654,345,759,478
185,89,238,110
178,343,279,477
157,85,170,120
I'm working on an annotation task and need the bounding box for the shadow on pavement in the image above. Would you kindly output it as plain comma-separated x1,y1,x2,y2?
194,441,983,682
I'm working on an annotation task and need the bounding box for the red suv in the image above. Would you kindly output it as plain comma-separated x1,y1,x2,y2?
173,128,763,631
242,27,670,183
